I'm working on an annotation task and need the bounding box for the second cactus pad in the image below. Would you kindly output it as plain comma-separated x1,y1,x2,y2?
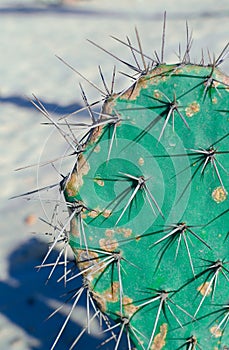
64,63,229,349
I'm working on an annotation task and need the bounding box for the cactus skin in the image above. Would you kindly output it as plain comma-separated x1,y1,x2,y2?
63,55,229,350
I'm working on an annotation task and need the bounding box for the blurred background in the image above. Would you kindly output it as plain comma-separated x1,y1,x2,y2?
0,0,228,349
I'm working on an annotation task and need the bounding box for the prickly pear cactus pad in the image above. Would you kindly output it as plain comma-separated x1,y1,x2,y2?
15,21,229,350
63,59,229,349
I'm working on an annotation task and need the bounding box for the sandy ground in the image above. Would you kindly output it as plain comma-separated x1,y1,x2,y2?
0,0,228,349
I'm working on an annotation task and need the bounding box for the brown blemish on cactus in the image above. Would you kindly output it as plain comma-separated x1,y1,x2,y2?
216,70,229,91
148,65,172,85
210,325,223,338
117,227,133,238
212,97,218,104
91,291,107,313
81,208,99,219
102,209,112,218
93,145,101,153
102,94,118,115
65,173,78,197
102,282,120,303
65,154,90,197
99,238,118,251
173,67,182,75
212,186,227,203
88,125,104,145
77,250,108,280
197,282,212,296
153,90,162,99
138,157,145,166
151,323,168,350
81,206,90,219
88,209,99,218
119,76,148,101
118,65,172,101
223,75,229,90
105,229,115,238
123,296,139,317
70,217,80,237
185,101,200,117
94,178,105,186
77,250,99,270
123,228,132,237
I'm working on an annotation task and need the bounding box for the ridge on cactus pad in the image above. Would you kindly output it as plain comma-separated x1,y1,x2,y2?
14,19,229,350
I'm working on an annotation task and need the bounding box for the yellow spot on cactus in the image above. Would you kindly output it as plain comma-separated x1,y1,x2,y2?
89,124,104,144
94,178,104,186
102,282,120,303
222,75,229,90
65,155,90,196
92,282,121,308
185,101,200,117
70,216,79,237
210,325,223,338
88,209,99,218
153,90,162,99
65,173,78,197
99,238,118,251
138,157,145,166
102,209,112,218
105,229,115,238
212,186,227,203
77,250,99,274
119,75,148,100
149,65,171,85
123,296,139,317
212,97,218,104
123,228,132,237
197,282,212,296
151,323,168,350
174,68,182,74
117,227,133,237
94,145,101,153
91,291,107,313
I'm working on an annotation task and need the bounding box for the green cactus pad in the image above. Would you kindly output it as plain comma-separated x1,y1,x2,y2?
64,62,229,349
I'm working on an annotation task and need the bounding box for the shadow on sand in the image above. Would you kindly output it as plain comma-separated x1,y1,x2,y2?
0,3,228,20
0,237,113,350
0,95,84,117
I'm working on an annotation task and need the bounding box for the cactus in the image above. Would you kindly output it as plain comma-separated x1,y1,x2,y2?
15,17,229,350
